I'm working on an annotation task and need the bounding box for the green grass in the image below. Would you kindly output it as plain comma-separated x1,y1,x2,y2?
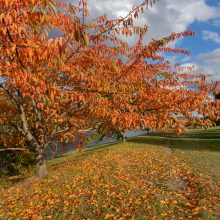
0,127,219,219
130,127,220,150
129,126,220,178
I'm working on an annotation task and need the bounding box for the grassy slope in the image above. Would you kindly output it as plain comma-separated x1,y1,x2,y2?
0,127,219,219
131,127,220,179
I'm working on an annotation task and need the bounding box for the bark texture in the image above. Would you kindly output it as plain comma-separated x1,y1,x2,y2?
18,94,48,177
35,147,48,178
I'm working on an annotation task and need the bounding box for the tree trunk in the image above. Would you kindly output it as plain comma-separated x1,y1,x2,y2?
35,147,48,178
17,95,48,178
122,134,126,142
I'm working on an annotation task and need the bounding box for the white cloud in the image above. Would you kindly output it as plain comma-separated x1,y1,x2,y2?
202,30,220,43
178,49,220,81
198,48,220,63
196,49,220,81
86,0,220,43
212,19,220,27
181,56,192,62
57,1,220,48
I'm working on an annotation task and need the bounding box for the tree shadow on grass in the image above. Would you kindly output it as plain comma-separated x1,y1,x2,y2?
128,128,220,152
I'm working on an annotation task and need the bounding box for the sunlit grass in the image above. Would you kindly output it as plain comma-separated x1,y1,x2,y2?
0,127,219,219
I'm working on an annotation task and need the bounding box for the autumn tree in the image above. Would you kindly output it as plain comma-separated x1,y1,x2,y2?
0,0,216,177
211,85,220,125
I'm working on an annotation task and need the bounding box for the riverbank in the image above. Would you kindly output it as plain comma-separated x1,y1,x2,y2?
45,130,149,159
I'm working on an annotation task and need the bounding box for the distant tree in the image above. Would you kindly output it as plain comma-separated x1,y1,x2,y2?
213,88,220,125
215,90,220,100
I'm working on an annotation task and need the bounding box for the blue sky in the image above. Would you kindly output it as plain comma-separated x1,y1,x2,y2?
169,0,219,81
81,0,220,81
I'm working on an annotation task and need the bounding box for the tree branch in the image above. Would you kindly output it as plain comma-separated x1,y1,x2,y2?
2,19,27,69
65,1,146,63
0,148,29,152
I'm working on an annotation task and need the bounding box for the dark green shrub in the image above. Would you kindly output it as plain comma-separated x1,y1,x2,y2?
0,150,35,177
215,120,220,126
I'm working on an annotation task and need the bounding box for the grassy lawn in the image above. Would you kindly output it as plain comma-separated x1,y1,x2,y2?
129,127,220,178
0,127,219,219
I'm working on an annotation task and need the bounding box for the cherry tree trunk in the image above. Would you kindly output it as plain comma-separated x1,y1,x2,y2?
35,146,48,178
17,95,48,177
122,134,126,142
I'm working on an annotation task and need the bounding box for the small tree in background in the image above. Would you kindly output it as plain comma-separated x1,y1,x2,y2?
213,88,220,125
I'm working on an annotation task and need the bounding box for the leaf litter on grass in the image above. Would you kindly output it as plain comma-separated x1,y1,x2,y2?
0,142,219,219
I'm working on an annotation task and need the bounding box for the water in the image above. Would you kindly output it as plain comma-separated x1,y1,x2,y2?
45,130,149,159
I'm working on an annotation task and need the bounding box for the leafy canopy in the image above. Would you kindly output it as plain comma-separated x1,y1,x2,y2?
0,0,219,176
